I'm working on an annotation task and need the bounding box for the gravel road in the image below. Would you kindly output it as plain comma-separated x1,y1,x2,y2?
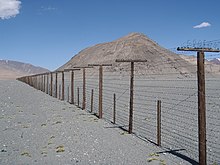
0,80,194,165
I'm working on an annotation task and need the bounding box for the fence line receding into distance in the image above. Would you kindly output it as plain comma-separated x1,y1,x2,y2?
17,50,220,165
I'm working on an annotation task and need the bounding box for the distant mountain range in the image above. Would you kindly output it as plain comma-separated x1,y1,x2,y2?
210,58,220,65
0,60,49,80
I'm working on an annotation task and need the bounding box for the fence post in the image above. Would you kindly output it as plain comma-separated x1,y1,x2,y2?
115,60,147,134
43,74,45,92
34,76,36,87
36,76,37,89
59,84,61,100
82,68,86,110
129,62,134,134
113,93,116,124
38,75,40,90
50,72,53,96
37,75,39,89
41,75,43,91
176,48,220,165
27,76,31,86
32,76,33,87
61,71,64,100
36,76,38,89
67,86,69,102
46,73,49,94
197,51,206,165
91,89,94,113
157,100,161,146
33,76,35,88
39,75,41,90
99,66,103,118
88,64,112,117
55,72,58,98
77,87,79,108
71,71,74,104
32,76,34,87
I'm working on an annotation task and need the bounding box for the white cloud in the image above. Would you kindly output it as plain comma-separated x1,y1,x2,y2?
41,6,56,11
37,6,57,15
0,0,21,19
193,22,211,29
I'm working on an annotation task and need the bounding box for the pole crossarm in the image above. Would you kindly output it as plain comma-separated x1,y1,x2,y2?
64,68,81,71
114,59,147,134
88,64,112,67
177,47,220,52
115,59,148,63
72,66,94,69
87,63,112,118
55,70,64,73
176,46,220,165
35,73,46,76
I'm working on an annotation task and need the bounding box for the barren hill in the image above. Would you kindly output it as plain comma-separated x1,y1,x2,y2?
0,60,49,80
58,33,220,77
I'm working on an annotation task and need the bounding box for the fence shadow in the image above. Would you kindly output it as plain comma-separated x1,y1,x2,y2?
156,149,199,165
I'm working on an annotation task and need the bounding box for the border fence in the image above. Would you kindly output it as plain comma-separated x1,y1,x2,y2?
17,50,220,165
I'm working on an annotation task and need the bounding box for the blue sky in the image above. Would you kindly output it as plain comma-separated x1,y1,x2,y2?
0,0,220,71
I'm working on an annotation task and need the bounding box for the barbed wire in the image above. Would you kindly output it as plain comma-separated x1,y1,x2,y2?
20,48,220,164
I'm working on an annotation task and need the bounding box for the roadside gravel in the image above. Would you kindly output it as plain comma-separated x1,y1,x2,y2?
0,80,192,165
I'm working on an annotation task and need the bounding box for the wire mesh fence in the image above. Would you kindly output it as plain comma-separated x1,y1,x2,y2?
17,52,220,165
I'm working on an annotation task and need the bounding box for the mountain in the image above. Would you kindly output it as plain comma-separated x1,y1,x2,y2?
210,58,220,65
0,60,50,80
58,32,220,77
179,55,220,76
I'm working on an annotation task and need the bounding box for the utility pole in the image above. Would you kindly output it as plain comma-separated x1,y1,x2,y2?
115,59,147,134
88,64,112,119
177,47,220,165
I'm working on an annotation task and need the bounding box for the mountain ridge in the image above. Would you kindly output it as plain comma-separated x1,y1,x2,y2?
0,59,50,80
58,32,220,77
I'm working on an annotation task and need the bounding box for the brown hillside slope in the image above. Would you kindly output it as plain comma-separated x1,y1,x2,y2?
58,33,219,77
